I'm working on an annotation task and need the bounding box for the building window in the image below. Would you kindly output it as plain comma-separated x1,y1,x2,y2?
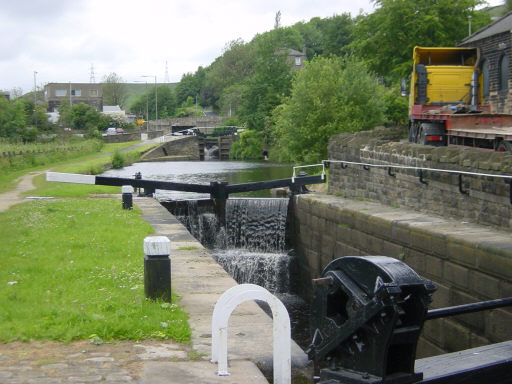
499,54,509,91
295,57,301,66
71,89,81,97
482,59,490,96
89,89,98,97
55,89,67,97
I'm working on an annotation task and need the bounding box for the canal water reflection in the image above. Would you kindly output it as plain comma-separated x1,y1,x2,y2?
101,160,293,200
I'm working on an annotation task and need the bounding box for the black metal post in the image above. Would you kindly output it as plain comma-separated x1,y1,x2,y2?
210,181,228,228
426,297,512,320
143,236,171,302
122,185,133,210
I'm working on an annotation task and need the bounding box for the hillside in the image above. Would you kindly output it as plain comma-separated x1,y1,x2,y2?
121,83,177,111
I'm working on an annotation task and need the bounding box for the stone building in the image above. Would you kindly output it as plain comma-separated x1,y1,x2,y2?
44,83,103,112
458,11,512,113
277,46,307,72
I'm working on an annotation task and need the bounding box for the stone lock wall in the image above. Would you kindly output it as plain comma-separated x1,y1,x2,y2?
327,127,512,230
290,127,512,357
141,136,200,161
291,194,512,357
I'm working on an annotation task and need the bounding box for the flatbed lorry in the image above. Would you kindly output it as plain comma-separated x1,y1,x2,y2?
408,46,512,152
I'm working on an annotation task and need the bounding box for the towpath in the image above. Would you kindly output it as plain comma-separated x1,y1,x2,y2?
0,170,44,212
0,195,273,383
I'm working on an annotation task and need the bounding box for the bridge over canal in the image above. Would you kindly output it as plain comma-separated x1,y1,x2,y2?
141,134,237,161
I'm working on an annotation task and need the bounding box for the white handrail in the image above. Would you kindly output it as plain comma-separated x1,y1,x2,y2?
211,284,291,384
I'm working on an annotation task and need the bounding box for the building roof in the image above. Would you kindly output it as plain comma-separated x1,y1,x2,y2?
103,105,122,112
460,11,512,44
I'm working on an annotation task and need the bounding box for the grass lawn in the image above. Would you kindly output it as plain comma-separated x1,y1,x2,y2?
0,140,147,194
0,139,190,344
0,198,190,343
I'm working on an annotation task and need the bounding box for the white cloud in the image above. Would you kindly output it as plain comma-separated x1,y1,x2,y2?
5,0,446,94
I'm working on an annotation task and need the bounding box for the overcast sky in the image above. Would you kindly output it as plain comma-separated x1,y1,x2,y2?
0,0,504,94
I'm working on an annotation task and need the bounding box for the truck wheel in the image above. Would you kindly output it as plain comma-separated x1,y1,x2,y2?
497,140,512,153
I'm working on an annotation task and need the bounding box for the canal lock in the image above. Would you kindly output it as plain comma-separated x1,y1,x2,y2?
161,197,312,351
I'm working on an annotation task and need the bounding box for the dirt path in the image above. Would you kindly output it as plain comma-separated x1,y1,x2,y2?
0,171,45,213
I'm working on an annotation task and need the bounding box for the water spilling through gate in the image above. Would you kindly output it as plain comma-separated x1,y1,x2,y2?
163,196,311,349
167,198,291,293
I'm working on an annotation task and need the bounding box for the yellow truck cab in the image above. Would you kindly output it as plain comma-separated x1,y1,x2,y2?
409,47,512,151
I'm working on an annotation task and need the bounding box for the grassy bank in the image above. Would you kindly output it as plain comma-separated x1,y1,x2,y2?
0,139,191,344
0,199,190,343
0,140,146,194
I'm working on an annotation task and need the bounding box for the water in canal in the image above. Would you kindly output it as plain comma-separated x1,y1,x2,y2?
101,160,311,349
101,160,294,200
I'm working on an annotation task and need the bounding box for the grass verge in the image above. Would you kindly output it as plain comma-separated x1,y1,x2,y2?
0,198,190,343
0,140,147,194
23,142,158,198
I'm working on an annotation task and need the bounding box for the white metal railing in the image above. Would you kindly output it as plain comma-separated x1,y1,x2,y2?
292,163,326,183
211,284,291,384
322,159,512,179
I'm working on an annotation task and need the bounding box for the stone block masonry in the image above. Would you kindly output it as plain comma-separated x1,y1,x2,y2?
291,193,512,357
327,127,512,230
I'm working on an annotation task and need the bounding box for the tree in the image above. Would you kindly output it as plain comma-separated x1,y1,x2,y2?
270,56,387,163
351,0,491,81
238,29,296,131
204,39,256,110
102,72,127,108
130,84,176,120
230,130,265,160
174,68,206,107
0,97,26,139
58,101,73,127
69,103,101,131
322,14,355,57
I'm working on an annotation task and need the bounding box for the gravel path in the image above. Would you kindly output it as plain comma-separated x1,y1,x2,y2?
0,171,44,213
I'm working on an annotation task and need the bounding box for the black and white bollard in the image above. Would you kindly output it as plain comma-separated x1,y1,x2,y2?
122,185,134,210
143,236,171,302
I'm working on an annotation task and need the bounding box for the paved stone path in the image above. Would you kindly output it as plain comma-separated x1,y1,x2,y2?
0,340,188,384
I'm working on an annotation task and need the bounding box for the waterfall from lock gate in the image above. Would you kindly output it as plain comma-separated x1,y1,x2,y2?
170,198,291,293
213,198,291,293
167,197,310,349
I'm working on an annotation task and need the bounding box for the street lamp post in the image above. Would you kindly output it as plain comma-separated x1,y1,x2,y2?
142,75,157,124
133,80,149,131
33,71,38,128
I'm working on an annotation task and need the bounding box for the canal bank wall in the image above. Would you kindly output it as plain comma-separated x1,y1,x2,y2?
290,127,512,357
327,127,512,230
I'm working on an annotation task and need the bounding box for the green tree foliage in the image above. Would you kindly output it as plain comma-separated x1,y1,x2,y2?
270,56,387,163
174,67,206,106
322,14,355,57
130,84,176,120
58,101,73,128
238,29,297,131
0,97,26,139
102,72,127,108
230,130,264,160
351,0,491,81
69,103,101,131
204,39,256,111
505,0,512,13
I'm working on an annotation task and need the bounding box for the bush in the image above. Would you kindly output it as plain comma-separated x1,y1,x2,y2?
230,130,264,160
270,56,387,164
111,151,125,169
